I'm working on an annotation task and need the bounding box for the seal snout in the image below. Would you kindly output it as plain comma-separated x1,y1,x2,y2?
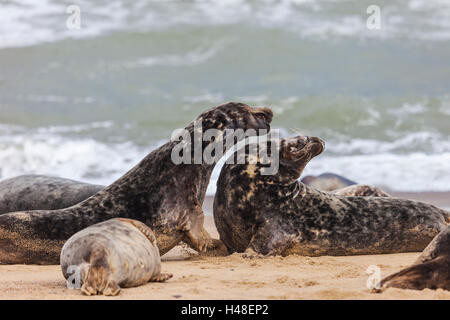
305,136,325,156
251,107,273,131
254,107,273,123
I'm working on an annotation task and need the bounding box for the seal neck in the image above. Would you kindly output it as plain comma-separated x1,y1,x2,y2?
265,180,304,202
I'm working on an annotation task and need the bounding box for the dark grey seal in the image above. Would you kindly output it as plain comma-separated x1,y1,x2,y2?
214,135,449,256
0,174,383,216
61,218,172,296
0,102,273,264
0,175,103,214
378,225,450,291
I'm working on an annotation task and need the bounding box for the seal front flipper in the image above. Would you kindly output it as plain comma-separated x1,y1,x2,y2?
80,248,119,296
247,215,299,256
180,206,212,253
150,273,173,282
241,248,265,259
180,205,227,255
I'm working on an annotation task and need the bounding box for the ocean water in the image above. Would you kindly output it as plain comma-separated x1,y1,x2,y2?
0,0,449,193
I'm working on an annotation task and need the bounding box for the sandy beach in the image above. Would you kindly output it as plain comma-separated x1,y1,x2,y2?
0,192,449,300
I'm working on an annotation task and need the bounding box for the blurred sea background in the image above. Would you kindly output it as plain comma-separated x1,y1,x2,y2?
0,0,449,195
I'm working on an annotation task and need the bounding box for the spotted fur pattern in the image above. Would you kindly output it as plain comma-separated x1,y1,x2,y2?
332,184,391,197
0,102,273,264
214,136,449,256
0,175,103,214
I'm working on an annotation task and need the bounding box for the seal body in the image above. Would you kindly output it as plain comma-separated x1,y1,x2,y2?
332,184,390,197
0,175,103,214
214,136,449,256
301,173,356,191
0,102,273,264
61,218,171,296
379,225,450,291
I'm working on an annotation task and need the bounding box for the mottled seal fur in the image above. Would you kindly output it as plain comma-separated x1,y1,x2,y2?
379,225,450,291
0,175,103,214
214,136,449,256
0,102,273,264
332,184,390,197
301,173,356,191
61,218,171,296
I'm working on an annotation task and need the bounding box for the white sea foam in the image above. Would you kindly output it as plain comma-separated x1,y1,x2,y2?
0,123,449,194
388,102,427,116
2,0,450,49
326,132,450,155
303,152,450,192
35,121,114,134
0,129,148,186
124,38,234,68
16,94,96,105
183,92,225,104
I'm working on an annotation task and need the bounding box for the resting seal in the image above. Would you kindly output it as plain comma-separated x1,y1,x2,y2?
0,174,382,215
0,102,273,264
61,218,172,296
379,225,450,291
301,173,388,197
0,175,103,214
332,184,390,197
301,173,357,191
214,135,449,256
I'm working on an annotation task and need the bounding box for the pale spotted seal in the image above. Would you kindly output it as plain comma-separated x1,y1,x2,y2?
214,135,449,256
0,175,103,214
301,173,388,197
61,218,172,296
0,102,273,264
378,225,450,291
301,173,356,191
332,184,390,197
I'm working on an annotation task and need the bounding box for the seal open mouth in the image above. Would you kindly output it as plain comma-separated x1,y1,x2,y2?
306,136,325,157
283,136,325,161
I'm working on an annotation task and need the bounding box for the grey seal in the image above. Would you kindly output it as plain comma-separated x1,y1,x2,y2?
214,135,449,256
0,102,273,264
0,175,103,214
0,175,384,217
332,184,390,197
378,224,450,291
301,173,357,191
301,173,389,197
61,218,172,296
